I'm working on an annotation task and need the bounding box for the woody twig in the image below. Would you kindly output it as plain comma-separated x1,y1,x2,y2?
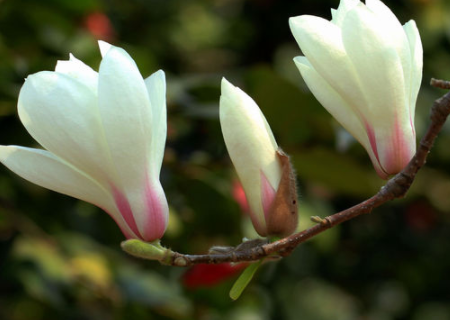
123,79,450,267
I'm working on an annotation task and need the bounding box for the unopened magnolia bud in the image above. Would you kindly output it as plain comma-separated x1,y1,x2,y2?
220,78,298,237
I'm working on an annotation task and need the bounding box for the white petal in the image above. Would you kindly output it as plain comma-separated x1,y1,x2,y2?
18,71,114,186
55,54,98,92
98,43,163,235
294,56,393,178
331,8,337,20
220,79,281,227
144,70,167,178
293,56,370,150
363,0,412,93
293,56,385,173
331,0,360,26
98,40,113,57
0,146,138,239
403,20,423,119
366,0,402,23
342,5,414,172
289,15,368,117
98,45,154,187
341,4,409,124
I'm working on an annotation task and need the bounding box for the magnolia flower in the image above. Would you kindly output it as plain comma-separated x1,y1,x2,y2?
289,0,423,179
220,78,298,237
0,41,169,241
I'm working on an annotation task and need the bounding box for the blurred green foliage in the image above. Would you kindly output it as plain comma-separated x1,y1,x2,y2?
1,0,450,319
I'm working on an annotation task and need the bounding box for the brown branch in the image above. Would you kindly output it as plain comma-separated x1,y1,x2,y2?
163,79,450,267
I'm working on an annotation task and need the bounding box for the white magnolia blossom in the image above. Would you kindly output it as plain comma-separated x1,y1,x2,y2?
0,41,169,241
220,78,283,236
290,0,423,179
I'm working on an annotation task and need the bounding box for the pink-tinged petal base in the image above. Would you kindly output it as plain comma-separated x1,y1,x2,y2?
260,171,277,223
364,117,415,180
101,205,138,240
246,171,277,237
110,177,168,242
111,185,141,238
379,117,415,176
364,121,389,179
142,178,168,241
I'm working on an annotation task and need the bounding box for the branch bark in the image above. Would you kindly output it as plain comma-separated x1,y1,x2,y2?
133,79,450,267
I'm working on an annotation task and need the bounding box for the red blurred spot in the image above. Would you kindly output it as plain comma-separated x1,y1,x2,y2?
84,12,115,42
232,180,249,214
404,200,436,233
182,263,247,289
167,122,176,139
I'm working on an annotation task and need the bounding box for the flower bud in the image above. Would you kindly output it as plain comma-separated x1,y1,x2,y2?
220,78,298,237
289,0,422,179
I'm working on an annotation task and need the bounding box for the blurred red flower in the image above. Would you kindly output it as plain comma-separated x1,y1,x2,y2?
84,12,115,42
182,263,247,289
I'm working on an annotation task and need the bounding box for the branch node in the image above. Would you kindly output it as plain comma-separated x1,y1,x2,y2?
310,216,332,226
419,139,433,151
431,95,450,126
310,216,323,223
173,256,188,267
431,78,450,89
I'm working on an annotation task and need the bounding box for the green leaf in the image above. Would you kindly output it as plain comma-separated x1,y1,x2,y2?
229,259,263,300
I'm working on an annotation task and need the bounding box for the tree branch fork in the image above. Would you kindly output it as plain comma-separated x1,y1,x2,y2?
122,79,450,267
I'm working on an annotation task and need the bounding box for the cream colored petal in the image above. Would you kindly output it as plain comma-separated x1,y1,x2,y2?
18,71,113,186
294,57,369,149
363,0,412,95
144,70,167,178
366,0,403,24
342,5,414,174
331,8,337,20
403,20,423,120
0,146,138,239
98,45,154,190
289,15,368,116
98,40,113,57
331,0,360,26
341,4,409,124
98,43,169,237
55,54,98,93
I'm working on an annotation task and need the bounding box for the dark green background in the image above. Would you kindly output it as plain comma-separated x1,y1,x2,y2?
1,0,450,319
